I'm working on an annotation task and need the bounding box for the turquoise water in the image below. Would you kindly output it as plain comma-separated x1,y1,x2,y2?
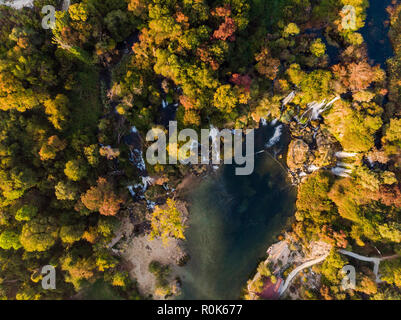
178,126,296,299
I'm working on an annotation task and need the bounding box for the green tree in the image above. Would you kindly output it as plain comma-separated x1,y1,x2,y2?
55,181,79,201
20,217,58,252
60,224,85,244
0,230,22,250
0,167,38,201
382,118,401,155
324,100,382,152
43,94,69,130
64,159,88,181
96,251,118,271
15,205,38,222
381,259,401,287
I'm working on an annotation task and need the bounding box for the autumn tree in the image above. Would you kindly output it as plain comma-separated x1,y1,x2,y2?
310,38,326,57
0,230,22,250
43,94,70,130
213,84,239,113
255,47,280,80
15,205,38,222
55,181,78,201
332,62,384,91
39,135,67,161
324,99,382,152
283,23,300,37
382,118,401,155
0,167,38,201
60,224,85,244
20,217,58,252
64,159,88,182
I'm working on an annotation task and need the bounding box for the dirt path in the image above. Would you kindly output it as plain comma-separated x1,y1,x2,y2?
339,249,400,283
278,252,330,296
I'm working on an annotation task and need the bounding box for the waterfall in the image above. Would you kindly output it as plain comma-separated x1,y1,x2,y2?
162,99,168,109
127,185,135,197
201,152,209,163
132,149,146,171
62,0,70,11
307,165,320,172
331,167,352,178
326,96,340,107
336,162,354,168
130,176,154,198
300,96,340,122
146,200,156,210
335,151,357,158
189,139,199,155
131,126,138,133
260,118,268,126
142,176,154,190
308,101,327,120
282,91,296,106
231,129,242,136
209,125,219,139
270,118,278,126
265,125,283,148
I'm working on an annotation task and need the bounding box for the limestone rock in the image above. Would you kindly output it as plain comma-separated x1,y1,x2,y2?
287,139,309,170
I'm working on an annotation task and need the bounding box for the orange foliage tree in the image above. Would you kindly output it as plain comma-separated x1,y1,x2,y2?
332,61,384,91
255,47,280,80
81,177,124,216
213,17,237,41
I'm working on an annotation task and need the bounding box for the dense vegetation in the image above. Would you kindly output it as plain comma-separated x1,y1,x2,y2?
0,0,400,300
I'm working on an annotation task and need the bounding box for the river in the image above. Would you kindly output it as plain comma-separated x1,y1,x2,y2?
177,124,296,299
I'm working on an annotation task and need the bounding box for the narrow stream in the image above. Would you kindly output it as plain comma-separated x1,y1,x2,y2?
177,125,296,299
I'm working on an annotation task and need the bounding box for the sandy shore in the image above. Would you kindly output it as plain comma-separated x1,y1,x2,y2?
118,170,206,298
120,198,189,298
